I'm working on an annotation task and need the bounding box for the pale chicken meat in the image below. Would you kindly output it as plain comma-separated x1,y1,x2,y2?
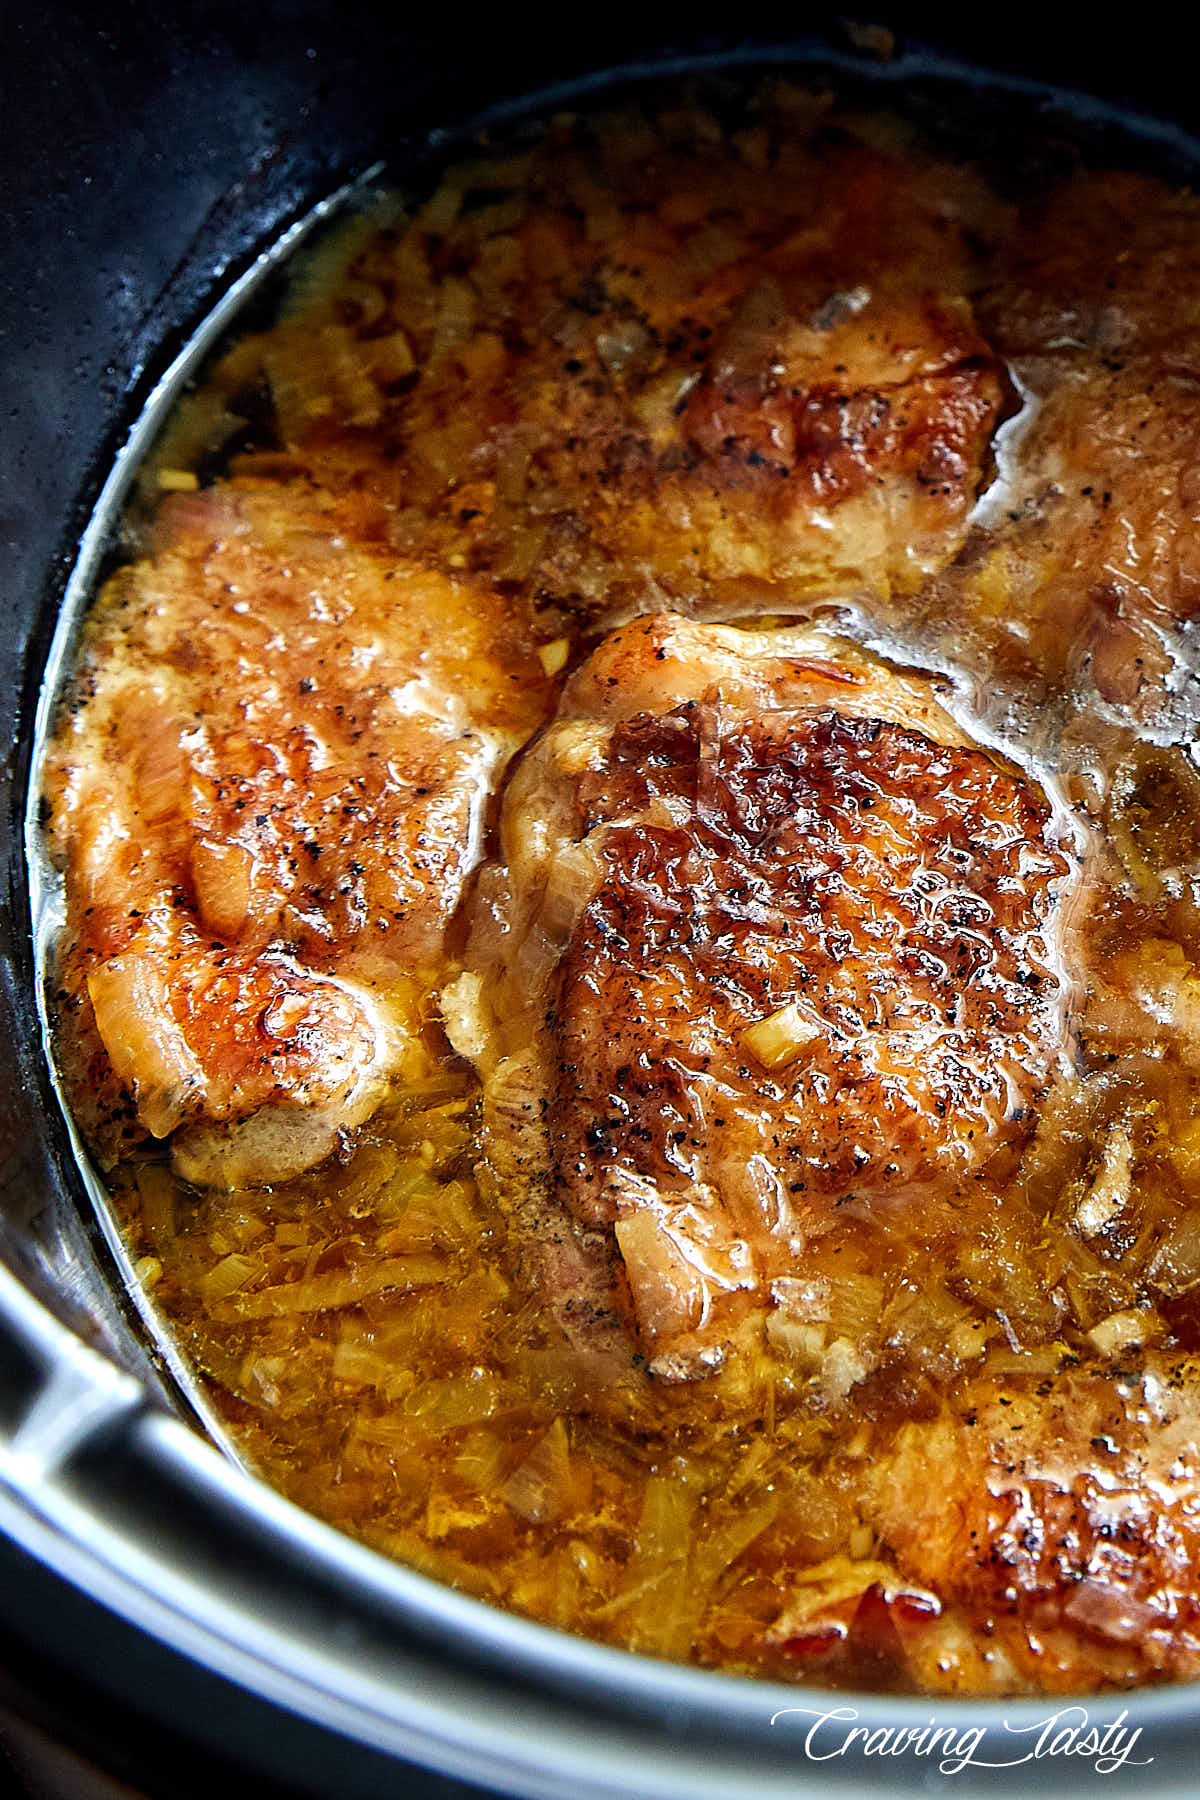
43,479,553,1185
446,614,1074,1376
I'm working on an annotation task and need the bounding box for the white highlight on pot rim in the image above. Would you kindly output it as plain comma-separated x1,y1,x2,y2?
769,1702,1151,1775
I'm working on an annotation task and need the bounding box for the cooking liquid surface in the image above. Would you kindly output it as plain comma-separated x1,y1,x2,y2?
37,74,1200,1695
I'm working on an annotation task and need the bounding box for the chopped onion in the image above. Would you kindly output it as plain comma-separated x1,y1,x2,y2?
404,1368,513,1431
1087,1307,1157,1357
190,837,253,938
742,1002,820,1071
1074,1125,1133,1237
222,1254,445,1319
499,1417,572,1522
537,637,571,678
201,1251,264,1310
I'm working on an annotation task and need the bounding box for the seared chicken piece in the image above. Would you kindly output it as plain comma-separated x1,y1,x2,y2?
885,169,1200,741
861,1355,1200,1689
241,95,1012,627
44,480,553,1185
492,206,1009,619
446,615,1074,1376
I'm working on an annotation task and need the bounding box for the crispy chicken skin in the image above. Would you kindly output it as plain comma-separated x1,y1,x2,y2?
752,1353,1200,1693
492,200,1009,617
43,480,552,1185
446,615,1073,1376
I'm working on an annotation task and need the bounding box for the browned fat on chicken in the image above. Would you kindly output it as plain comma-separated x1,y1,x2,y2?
445,615,1075,1379
43,481,553,1187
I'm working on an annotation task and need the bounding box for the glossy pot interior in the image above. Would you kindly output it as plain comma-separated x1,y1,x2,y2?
5,8,1200,1795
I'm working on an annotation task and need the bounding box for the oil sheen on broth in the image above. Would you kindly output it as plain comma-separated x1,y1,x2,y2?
39,75,1200,1696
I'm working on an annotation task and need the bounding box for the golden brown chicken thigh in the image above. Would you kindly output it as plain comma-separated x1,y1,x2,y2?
44,479,554,1185
231,90,1012,628
862,1354,1200,1690
446,614,1075,1376
882,168,1200,741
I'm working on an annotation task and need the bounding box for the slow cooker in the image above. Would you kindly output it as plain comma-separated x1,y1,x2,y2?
5,8,1200,1794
